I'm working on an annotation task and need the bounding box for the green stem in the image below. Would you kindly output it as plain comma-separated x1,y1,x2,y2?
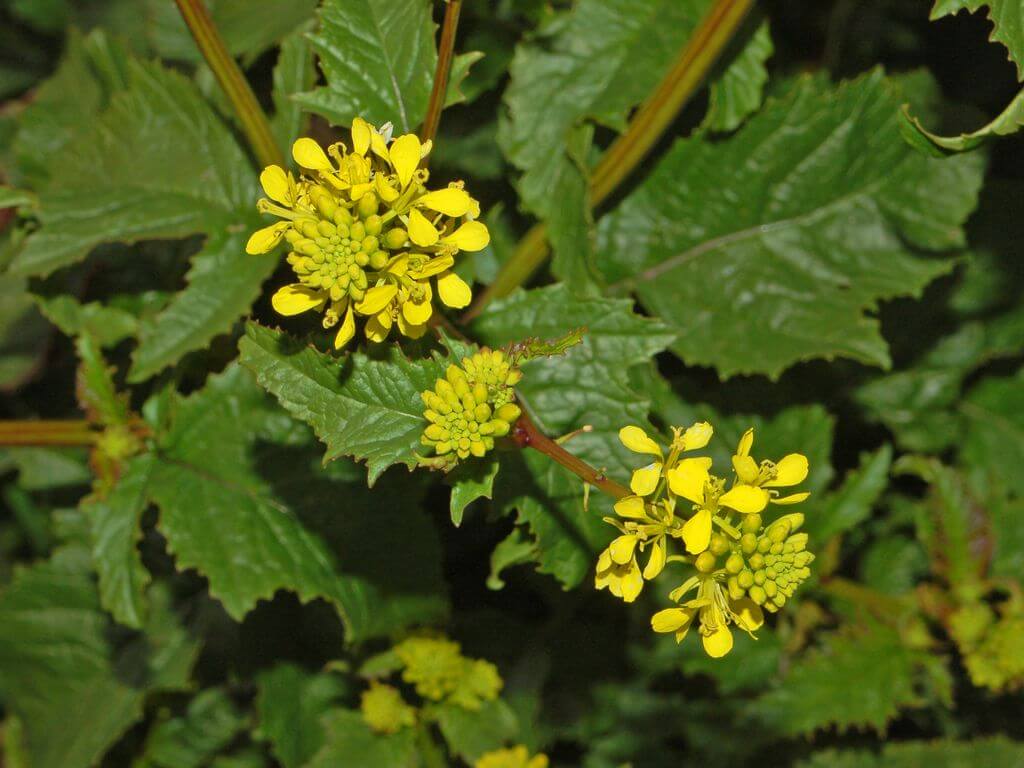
511,409,630,501
420,0,463,150
462,0,755,321
174,0,285,169
0,420,96,446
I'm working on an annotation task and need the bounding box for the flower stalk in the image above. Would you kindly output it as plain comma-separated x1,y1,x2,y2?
0,420,96,446
462,0,755,322
174,0,284,169
420,0,463,150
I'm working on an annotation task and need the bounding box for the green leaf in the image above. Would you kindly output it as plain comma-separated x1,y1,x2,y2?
596,71,984,379
434,698,520,762
806,445,892,544
0,551,197,768
962,369,1024,497
296,0,437,133
255,664,349,768
750,623,943,735
799,738,1024,768
900,86,1024,154
307,710,420,768
473,284,675,587
271,30,315,151
82,455,155,628
448,456,500,527
146,364,372,634
75,334,129,425
0,186,34,210
932,0,1024,77
487,528,537,590
10,54,276,380
36,294,139,348
3,447,91,490
238,322,454,485
139,688,244,768
0,271,49,391
703,23,773,133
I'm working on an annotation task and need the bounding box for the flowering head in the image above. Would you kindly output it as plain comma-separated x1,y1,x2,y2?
596,422,815,657
393,635,503,710
360,681,416,734
247,118,488,348
475,745,550,768
420,349,521,470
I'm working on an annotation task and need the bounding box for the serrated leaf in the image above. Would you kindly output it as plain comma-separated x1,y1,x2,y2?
308,710,420,768
10,53,275,380
807,445,892,544
435,698,520,762
271,30,315,151
82,455,155,628
799,738,1024,768
255,664,349,768
596,71,984,379
962,369,1024,497
750,623,940,735
703,23,773,132
296,0,437,133
487,528,537,590
0,271,49,391
0,186,34,209
238,322,453,485
901,86,1024,154
472,284,675,587
0,551,196,768
932,0,1024,78
448,456,500,526
146,364,373,634
139,688,244,768
75,334,129,425
36,294,139,348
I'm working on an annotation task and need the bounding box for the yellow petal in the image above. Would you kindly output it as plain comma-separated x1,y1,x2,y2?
370,130,389,158
351,117,372,155
681,508,712,555
437,272,472,308
609,534,638,565
334,305,356,349
355,283,398,315
643,537,666,580
651,607,692,633
397,313,428,339
765,453,809,487
771,491,810,506
719,484,769,514
630,462,662,497
409,254,454,279
441,220,490,252
613,496,646,519
618,426,662,457
260,165,292,204
246,222,287,254
733,454,759,485
389,133,421,187
596,548,612,574
272,284,326,316
666,458,710,506
682,421,713,450
292,137,331,170
375,174,400,202
349,182,373,201
620,562,643,603
416,188,472,216
403,296,433,326
737,428,754,457
408,208,439,246
730,598,764,632
365,310,392,342
702,623,734,658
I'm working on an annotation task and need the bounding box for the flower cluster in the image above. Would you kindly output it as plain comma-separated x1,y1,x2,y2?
393,636,503,711
247,118,488,348
475,745,550,768
596,422,815,657
360,681,417,734
420,349,522,470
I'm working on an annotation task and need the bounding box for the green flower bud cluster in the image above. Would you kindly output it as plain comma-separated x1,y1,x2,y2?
393,636,503,711
951,602,1024,693
283,190,394,307
420,350,522,469
693,513,814,612
360,681,417,734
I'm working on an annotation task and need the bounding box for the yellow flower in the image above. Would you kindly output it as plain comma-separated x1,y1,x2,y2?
393,636,503,709
594,544,645,602
723,428,810,514
248,118,487,348
651,575,764,658
475,745,549,768
420,350,522,471
360,682,416,734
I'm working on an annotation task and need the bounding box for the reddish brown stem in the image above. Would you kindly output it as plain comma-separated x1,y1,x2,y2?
0,420,97,446
420,0,463,150
512,410,630,501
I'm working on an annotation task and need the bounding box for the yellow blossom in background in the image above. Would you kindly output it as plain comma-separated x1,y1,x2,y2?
360,681,416,734
475,745,550,768
393,636,503,710
596,421,815,658
247,118,488,348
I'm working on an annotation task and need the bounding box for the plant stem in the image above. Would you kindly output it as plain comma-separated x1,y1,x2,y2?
511,410,630,500
0,420,96,446
420,0,463,150
462,0,754,321
174,0,285,169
